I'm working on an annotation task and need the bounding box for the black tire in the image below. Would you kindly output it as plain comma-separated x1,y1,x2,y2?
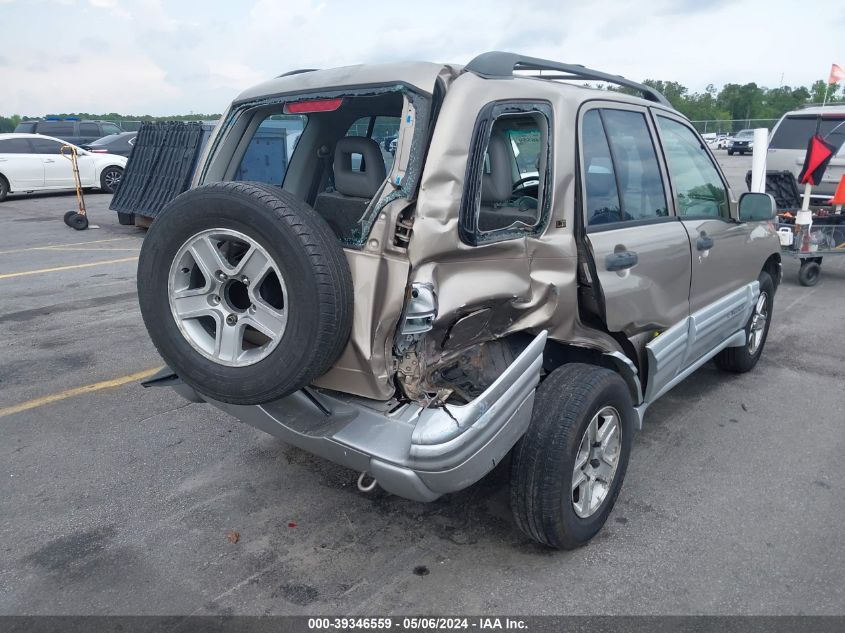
68,213,88,231
714,271,774,373
137,181,353,405
117,211,135,226
0,175,8,202
100,166,123,194
727,150,734,156
510,363,634,549
63,210,77,225
798,261,821,287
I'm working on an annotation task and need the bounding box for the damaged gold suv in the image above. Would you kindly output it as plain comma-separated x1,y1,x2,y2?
138,52,782,548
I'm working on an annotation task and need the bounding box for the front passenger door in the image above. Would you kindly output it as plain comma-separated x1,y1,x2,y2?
654,113,753,363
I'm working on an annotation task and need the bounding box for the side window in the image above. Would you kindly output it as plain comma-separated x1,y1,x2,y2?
657,116,729,219
101,123,122,136
0,138,33,153
582,110,621,226
582,108,667,227
461,103,552,244
345,115,400,172
29,138,64,154
234,114,307,186
79,123,100,137
37,121,75,138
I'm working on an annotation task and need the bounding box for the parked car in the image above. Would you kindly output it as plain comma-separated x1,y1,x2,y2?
767,105,845,203
727,129,755,155
137,52,781,549
0,133,127,201
80,131,137,158
14,119,123,146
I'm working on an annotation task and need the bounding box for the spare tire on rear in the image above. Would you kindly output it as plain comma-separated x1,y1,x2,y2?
137,181,353,405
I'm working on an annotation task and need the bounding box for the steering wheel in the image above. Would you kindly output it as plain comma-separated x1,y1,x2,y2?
512,175,540,195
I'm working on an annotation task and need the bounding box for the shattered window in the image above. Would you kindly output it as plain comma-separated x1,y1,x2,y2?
474,108,551,236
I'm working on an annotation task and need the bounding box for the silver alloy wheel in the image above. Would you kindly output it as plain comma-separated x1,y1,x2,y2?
572,406,622,519
104,169,122,189
747,291,768,355
167,228,288,367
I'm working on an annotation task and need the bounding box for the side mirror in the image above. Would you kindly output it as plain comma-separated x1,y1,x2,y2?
738,192,776,222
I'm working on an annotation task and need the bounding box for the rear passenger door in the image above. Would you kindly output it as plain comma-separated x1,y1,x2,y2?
29,137,78,187
653,113,752,363
0,138,44,189
579,104,692,339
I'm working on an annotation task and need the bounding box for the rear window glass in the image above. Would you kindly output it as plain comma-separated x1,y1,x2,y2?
15,122,36,133
234,114,307,186
102,123,122,135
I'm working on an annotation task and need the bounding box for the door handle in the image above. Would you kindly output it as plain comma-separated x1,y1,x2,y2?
44,159,55,163
696,234,714,251
605,250,638,271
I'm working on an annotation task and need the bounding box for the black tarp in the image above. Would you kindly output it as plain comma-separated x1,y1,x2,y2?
109,122,206,220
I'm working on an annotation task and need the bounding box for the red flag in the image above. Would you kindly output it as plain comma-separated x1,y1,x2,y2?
798,135,836,185
829,64,845,84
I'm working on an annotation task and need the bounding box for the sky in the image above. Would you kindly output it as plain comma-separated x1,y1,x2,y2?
1,0,843,116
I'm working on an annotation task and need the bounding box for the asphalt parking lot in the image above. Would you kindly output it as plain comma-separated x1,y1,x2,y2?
1,155,843,616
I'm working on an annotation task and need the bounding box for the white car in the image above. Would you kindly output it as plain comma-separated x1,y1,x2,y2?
0,133,127,202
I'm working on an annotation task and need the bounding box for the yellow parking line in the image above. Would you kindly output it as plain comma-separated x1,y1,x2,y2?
0,238,134,255
0,367,163,419
0,256,138,280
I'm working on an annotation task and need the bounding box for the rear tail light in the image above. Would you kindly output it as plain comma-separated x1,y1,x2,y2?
89,149,109,153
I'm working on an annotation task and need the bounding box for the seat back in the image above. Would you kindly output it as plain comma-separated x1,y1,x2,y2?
315,137,387,239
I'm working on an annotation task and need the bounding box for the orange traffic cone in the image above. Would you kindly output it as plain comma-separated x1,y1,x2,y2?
832,174,845,213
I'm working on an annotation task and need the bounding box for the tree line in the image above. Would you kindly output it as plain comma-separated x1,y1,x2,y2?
1,78,842,134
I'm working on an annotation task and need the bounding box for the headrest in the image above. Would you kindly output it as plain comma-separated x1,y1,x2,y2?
333,137,386,199
480,134,513,204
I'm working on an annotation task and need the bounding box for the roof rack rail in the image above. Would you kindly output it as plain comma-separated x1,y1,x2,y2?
276,68,319,78
464,51,672,108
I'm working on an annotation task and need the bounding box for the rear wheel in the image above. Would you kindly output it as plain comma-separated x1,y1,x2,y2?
0,175,8,201
100,166,123,193
728,150,734,156
714,272,774,373
510,363,633,549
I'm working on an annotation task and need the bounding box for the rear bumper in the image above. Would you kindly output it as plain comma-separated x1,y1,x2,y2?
149,331,547,502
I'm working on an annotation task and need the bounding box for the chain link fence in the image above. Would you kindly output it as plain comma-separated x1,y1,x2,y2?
689,119,779,134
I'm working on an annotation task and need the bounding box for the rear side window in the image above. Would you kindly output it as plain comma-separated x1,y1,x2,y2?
770,116,818,149
37,121,75,137
79,123,100,137
101,123,122,135
581,108,667,227
0,138,33,153
771,115,845,149
234,114,307,186
657,116,729,220
460,101,553,245
15,122,36,133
